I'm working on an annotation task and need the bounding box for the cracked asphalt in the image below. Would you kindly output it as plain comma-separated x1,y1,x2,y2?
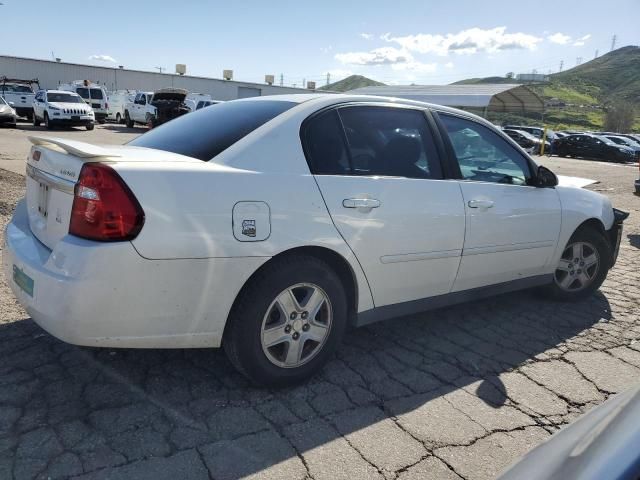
0,125,639,480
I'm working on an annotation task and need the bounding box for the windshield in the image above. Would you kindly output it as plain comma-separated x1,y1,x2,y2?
47,93,84,103
90,88,104,100
76,87,90,99
129,100,297,161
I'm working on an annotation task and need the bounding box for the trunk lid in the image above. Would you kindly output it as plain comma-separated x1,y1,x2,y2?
25,136,200,250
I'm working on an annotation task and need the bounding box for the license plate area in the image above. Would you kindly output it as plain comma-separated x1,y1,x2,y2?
13,265,34,297
71,116,80,121
37,182,50,218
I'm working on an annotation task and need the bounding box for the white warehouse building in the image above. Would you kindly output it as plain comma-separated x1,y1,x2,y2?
0,55,326,100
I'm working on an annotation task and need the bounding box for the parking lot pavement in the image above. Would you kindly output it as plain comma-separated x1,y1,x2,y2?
0,124,639,479
0,121,140,175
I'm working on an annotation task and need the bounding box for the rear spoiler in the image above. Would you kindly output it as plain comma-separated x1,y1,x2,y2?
28,136,122,158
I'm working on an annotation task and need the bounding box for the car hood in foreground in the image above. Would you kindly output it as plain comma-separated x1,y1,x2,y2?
499,384,640,480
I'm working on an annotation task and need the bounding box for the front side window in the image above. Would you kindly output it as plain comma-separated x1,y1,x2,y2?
303,105,442,179
439,113,531,186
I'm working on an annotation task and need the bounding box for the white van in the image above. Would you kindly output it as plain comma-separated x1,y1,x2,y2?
59,81,109,123
185,93,212,112
107,90,136,123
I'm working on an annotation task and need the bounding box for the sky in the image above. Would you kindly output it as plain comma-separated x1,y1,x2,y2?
1,0,638,87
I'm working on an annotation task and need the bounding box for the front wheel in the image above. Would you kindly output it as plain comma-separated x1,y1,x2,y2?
33,113,41,127
224,256,348,386
86,123,94,131
541,227,611,301
125,111,134,128
115,113,122,124
44,112,52,130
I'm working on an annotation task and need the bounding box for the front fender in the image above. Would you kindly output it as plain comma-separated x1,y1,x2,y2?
549,186,614,270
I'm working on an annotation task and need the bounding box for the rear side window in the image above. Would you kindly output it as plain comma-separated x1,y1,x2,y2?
90,89,104,99
129,100,296,161
303,105,442,179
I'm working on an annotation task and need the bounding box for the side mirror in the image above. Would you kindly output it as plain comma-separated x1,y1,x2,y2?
534,165,558,188
8,101,15,107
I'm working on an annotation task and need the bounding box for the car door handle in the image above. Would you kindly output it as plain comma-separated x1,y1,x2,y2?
468,199,494,209
343,198,381,209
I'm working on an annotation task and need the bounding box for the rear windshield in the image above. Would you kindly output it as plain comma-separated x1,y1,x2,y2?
90,88,104,99
2,84,33,93
129,100,297,161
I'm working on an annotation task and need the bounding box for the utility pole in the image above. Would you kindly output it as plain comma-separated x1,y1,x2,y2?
303,78,306,88
594,49,599,59
155,66,164,74
559,60,563,72
279,73,283,87
326,72,331,86
576,57,583,66
610,34,617,51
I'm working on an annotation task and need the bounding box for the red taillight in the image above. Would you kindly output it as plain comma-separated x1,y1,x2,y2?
69,163,144,241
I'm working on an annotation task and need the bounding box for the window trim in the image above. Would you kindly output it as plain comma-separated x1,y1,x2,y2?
300,101,447,180
432,110,539,186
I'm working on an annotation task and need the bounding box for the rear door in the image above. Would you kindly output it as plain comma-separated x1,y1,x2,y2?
436,112,561,292
305,104,466,307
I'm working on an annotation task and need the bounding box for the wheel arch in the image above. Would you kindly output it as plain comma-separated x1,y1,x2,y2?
223,245,361,343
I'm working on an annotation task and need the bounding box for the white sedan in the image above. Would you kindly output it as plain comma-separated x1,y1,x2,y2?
3,94,628,385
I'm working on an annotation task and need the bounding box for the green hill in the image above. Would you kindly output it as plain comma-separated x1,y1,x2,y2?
320,74,384,92
451,46,640,130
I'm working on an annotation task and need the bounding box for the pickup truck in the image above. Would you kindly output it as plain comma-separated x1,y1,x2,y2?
124,88,190,128
0,77,38,120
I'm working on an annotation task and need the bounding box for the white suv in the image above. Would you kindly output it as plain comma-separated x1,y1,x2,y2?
32,90,95,130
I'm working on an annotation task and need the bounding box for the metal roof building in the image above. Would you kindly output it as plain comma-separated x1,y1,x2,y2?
0,55,327,100
348,84,544,114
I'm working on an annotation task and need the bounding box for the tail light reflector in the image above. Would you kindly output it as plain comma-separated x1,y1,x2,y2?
69,163,144,241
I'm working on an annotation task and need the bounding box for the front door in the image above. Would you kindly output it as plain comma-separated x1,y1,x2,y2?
436,112,562,292
303,105,466,307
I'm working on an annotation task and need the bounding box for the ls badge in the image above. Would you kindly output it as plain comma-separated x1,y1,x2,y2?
241,219,256,237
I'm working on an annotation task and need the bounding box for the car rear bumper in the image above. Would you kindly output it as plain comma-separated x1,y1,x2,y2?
3,200,267,349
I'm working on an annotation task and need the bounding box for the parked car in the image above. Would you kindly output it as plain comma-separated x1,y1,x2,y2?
0,77,38,120
504,125,558,154
3,95,628,386
59,81,109,124
556,134,638,163
503,129,550,153
107,90,136,124
606,135,640,153
185,93,213,112
0,94,17,127
195,99,222,110
32,90,95,130
124,88,190,128
499,384,640,480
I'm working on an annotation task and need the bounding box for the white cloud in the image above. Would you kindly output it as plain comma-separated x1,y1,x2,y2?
573,34,591,46
444,61,454,68
335,46,412,66
548,32,571,45
360,33,373,40
382,27,542,56
391,61,437,73
89,54,116,63
320,45,333,54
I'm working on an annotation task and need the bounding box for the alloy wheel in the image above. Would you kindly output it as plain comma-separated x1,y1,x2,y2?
260,283,332,368
554,241,600,292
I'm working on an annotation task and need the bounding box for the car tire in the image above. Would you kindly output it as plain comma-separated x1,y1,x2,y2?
125,111,134,128
44,112,52,130
115,113,122,124
33,113,40,127
224,255,348,387
86,123,94,131
540,226,612,301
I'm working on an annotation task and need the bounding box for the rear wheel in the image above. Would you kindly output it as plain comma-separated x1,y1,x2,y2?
125,111,134,128
44,112,52,130
541,227,611,301
224,255,348,386
115,112,122,124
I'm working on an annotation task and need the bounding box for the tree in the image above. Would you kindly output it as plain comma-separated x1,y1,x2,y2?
603,103,636,132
